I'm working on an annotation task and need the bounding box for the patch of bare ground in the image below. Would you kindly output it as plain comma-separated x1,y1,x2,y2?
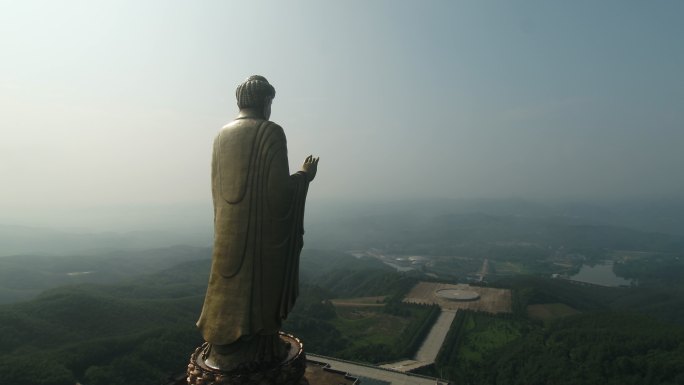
527,303,579,321
403,282,512,314
330,296,387,307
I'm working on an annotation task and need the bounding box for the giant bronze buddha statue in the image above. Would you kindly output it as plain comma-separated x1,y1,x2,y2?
190,75,318,383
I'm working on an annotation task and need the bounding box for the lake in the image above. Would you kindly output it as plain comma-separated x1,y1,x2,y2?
570,261,635,287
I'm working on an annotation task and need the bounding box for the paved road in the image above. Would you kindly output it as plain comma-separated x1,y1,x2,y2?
415,310,457,362
478,258,489,282
309,354,449,385
380,310,457,372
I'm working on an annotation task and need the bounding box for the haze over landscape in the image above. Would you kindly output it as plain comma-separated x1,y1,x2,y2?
2,0,683,235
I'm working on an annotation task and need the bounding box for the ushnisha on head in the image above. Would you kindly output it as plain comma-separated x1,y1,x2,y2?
236,75,275,119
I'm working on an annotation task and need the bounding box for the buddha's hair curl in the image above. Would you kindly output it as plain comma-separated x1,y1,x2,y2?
235,75,275,109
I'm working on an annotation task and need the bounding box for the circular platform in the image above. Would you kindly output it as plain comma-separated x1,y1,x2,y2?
186,333,306,385
435,288,480,301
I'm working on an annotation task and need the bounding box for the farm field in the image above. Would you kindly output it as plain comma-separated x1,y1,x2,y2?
492,260,527,275
332,306,411,347
527,302,580,322
330,296,386,307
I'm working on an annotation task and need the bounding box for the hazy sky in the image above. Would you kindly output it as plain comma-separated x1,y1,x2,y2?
2,0,683,229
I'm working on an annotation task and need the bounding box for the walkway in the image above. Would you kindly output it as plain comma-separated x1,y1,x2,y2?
415,310,456,362
380,310,457,372
308,354,450,385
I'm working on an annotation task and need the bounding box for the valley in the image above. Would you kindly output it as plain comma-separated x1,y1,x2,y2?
1,207,683,385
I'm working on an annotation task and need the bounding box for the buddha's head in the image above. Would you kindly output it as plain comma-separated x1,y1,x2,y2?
236,75,275,119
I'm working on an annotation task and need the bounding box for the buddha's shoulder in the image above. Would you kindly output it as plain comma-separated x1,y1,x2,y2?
220,119,283,133
215,120,285,147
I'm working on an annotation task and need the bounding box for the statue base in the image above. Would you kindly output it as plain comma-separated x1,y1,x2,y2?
187,333,306,385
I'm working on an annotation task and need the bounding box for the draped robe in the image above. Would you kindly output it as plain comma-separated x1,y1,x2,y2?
197,117,309,346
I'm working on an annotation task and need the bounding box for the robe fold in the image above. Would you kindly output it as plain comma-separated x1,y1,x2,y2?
197,117,309,346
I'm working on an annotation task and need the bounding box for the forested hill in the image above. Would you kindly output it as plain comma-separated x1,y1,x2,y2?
0,248,406,385
2,245,684,385
311,211,684,256
0,245,212,304
428,309,684,385
0,257,211,385
423,275,684,385
0,224,211,257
